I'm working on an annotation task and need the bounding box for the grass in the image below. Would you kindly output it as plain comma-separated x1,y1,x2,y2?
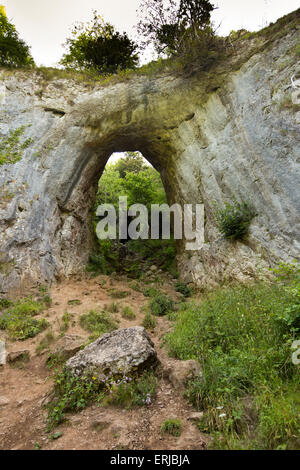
79,310,118,340
142,312,157,330
121,306,136,320
58,312,73,334
46,369,158,430
109,289,129,299
166,268,300,450
105,302,119,313
0,296,49,340
160,418,182,437
36,330,55,354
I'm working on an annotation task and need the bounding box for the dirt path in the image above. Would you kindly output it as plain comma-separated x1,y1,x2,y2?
0,274,207,450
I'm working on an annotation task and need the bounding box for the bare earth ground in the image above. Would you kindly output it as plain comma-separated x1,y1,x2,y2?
0,274,208,450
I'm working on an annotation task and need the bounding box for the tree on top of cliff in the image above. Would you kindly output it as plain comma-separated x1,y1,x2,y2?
0,7,34,67
60,11,139,74
137,0,216,55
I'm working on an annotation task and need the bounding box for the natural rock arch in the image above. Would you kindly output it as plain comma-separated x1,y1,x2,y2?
0,13,299,294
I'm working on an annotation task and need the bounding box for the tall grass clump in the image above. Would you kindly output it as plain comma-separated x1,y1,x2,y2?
166,265,300,450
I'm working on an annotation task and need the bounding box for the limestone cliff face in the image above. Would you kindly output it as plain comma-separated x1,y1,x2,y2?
0,12,299,293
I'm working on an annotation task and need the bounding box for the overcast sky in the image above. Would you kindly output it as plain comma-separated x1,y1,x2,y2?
4,0,300,67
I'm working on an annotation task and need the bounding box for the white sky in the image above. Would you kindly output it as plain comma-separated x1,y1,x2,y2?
3,0,300,67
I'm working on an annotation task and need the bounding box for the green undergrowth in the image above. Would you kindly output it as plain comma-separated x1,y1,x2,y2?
149,293,175,317
166,264,300,450
46,369,158,430
0,295,50,340
160,418,182,437
2,9,298,92
79,310,118,341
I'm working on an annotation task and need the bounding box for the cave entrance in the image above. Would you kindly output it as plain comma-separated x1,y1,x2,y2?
87,151,177,280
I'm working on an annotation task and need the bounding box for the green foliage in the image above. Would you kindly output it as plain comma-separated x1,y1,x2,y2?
79,310,118,340
0,126,33,166
0,296,49,340
0,9,34,67
160,418,182,437
142,312,157,330
46,369,104,430
94,152,177,276
127,239,177,274
47,369,157,429
122,306,136,320
166,276,300,449
149,294,175,316
143,287,160,298
109,289,129,299
175,281,192,298
105,302,119,313
86,240,120,276
137,0,215,56
215,200,256,240
103,371,158,408
60,11,138,74
96,153,167,210
0,298,12,309
59,312,73,334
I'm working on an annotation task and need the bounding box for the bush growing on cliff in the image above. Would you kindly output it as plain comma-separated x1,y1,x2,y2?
0,7,34,67
215,200,257,240
137,0,216,55
60,11,138,74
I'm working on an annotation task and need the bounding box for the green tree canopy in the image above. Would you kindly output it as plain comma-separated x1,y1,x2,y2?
96,152,167,211
0,7,34,67
61,11,139,74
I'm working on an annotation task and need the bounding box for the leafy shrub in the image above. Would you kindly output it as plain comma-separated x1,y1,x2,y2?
0,297,49,340
79,310,117,339
47,369,157,429
160,418,182,437
149,294,174,316
47,370,103,430
60,11,138,74
166,278,300,449
215,201,256,240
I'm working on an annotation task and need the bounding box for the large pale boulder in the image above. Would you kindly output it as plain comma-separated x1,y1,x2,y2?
66,327,158,378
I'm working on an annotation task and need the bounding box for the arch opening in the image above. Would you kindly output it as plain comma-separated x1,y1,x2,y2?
86,151,178,280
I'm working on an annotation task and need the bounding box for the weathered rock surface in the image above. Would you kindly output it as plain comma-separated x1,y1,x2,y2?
66,326,158,378
0,340,6,365
164,359,202,390
0,11,299,292
49,334,84,361
7,349,29,363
